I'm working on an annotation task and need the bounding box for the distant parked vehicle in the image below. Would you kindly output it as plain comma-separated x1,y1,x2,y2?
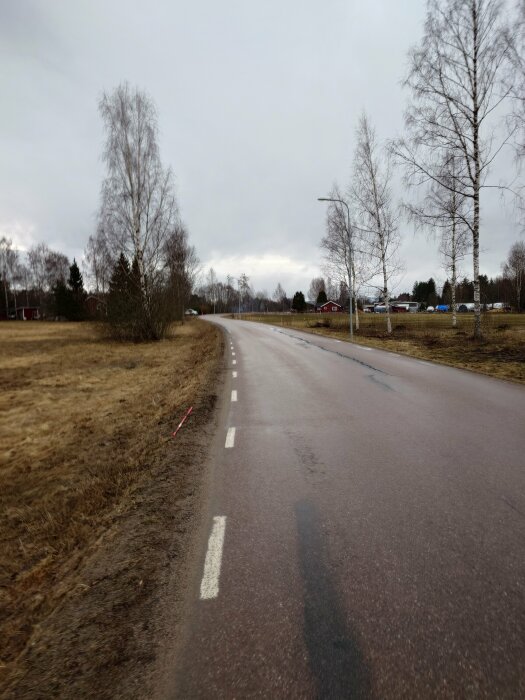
436,304,449,312
390,301,420,313
185,309,199,316
426,306,435,312
458,303,475,312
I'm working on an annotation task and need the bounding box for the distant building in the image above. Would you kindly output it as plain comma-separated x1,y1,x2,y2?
86,295,107,317
318,301,343,313
8,306,41,320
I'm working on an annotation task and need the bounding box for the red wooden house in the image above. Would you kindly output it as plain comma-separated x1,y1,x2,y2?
318,301,343,313
13,306,40,320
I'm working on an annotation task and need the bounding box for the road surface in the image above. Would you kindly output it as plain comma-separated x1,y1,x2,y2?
166,317,525,698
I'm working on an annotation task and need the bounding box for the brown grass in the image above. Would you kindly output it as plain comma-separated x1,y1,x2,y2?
236,312,525,383
0,320,221,689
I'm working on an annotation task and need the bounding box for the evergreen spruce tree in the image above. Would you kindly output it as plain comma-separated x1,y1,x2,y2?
108,253,132,335
52,279,70,318
67,259,86,320
292,291,306,312
316,289,327,306
442,280,452,306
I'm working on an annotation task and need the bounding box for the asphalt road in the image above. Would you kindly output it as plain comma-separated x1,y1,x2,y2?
168,317,525,699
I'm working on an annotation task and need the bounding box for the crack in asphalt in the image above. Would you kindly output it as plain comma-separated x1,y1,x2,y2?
273,327,389,376
367,373,394,392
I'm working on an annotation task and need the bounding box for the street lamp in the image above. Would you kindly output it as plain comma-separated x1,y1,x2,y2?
317,197,354,338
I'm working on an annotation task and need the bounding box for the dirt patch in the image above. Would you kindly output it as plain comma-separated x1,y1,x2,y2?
0,320,223,698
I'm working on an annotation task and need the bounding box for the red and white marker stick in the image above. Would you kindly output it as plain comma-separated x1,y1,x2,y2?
172,406,193,437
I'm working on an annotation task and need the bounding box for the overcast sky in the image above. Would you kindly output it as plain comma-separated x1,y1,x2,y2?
1,0,522,297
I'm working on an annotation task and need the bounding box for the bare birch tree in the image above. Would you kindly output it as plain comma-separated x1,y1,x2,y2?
163,223,200,321
393,0,516,338
0,237,14,317
207,267,218,313
503,240,525,309
352,114,400,335
307,277,326,304
98,83,179,339
405,153,471,326
239,273,251,313
321,184,377,330
273,282,287,311
85,228,113,294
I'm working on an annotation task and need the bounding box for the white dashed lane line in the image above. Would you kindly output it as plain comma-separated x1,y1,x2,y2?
231,390,238,402
199,516,226,600
232,371,237,378
225,427,236,448
232,360,237,365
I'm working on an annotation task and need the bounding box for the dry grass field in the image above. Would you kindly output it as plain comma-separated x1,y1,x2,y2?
237,312,525,383
0,320,222,696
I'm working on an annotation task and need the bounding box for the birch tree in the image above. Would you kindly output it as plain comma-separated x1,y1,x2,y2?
98,83,179,339
405,153,471,326
85,228,113,294
207,267,218,313
352,114,400,335
503,240,525,310
307,277,326,305
393,0,516,338
163,223,200,321
321,185,377,330
0,237,14,317
273,282,287,311
239,273,251,312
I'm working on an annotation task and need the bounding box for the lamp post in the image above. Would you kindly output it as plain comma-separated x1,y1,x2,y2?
317,197,353,338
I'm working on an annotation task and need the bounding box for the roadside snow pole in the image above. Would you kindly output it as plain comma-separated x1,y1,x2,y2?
172,407,193,437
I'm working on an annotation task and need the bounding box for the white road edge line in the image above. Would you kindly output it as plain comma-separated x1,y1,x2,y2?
231,390,238,402
199,516,226,600
225,427,236,448
232,371,237,378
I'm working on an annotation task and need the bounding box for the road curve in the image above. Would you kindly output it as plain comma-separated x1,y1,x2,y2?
168,316,525,698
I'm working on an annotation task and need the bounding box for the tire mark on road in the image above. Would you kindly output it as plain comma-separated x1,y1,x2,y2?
295,500,371,698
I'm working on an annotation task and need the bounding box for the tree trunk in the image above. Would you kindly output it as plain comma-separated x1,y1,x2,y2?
383,263,391,335
352,261,359,330
3,279,8,318
472,0,482,340
451,263,457,329
472,188,481,338
451,206,457,328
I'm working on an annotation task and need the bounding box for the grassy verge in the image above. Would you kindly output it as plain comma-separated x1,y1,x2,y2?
0,319,222,697
234,312,525,384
